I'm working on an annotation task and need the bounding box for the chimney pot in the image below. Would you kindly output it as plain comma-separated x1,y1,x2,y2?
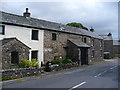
23,8,31,17
26,8,28,13
90,26,94,32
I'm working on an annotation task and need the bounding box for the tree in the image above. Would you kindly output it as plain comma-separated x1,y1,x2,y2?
66,22,88,30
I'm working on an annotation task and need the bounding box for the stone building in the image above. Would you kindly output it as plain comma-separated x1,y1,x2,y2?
100,33,113,59
0,8,104,68
113,40,120,58
0,38,30,68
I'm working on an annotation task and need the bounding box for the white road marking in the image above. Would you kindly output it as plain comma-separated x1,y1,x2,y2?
94,70,107,77
94,65,118,78
110,67,113,69
69,81,86,90
111,66,117,69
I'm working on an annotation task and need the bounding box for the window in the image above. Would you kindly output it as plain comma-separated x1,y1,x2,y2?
82,37,87,43
100,50,103,56
82,37,84,42
92,50,95,58
84,38,86,43
0,25,5,35
31,51,38,60
32,30,38,40
11,52,19,65
91,39,94,46
100,41,102,47
52,33,57,40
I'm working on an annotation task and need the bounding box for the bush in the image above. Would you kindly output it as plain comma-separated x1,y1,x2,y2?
19,59,39,68
51,59,62,65
31,59,39,67
66,54,75,62
62,59,72,64
19,59,32,68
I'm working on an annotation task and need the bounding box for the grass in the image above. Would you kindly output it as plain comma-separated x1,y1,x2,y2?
15,80,25,83
2,76,22,81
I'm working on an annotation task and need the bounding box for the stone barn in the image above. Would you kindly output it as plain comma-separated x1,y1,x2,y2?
1,38,30,69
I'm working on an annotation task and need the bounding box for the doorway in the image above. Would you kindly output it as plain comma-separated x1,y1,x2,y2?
80,48,88,65
11,52,19,65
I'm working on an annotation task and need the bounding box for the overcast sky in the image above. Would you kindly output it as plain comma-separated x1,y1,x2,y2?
1,1,118,40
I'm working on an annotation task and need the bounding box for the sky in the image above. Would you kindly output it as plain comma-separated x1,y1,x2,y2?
0,0,119,40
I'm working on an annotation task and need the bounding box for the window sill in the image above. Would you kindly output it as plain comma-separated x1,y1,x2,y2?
31,39,39,41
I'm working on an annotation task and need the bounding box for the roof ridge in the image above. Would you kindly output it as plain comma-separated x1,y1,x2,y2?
0,11,90,31
0,11,62,25
0,11,23,17
0,11,103,39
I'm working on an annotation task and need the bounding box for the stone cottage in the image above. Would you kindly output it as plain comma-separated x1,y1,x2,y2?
0,8,104,68
100,33,113,59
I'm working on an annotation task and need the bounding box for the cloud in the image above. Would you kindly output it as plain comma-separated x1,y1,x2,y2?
1,1,118,39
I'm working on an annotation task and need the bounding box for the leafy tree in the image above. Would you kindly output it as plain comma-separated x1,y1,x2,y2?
66,22,88,30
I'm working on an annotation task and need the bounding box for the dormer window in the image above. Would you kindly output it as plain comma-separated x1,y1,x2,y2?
0,25,5,35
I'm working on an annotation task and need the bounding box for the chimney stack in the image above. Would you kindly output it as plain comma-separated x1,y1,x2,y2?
107,33,112,36
90,26,94,32
23,8,31,17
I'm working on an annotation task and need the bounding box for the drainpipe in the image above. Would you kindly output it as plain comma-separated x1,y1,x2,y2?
78,48,81,65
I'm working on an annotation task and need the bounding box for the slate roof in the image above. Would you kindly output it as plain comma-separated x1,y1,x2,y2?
68,39,90,48
0,11,103,39
0,37,31,49
99,34,112,40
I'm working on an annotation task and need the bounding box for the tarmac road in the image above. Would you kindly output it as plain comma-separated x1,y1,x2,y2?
2,59,119,89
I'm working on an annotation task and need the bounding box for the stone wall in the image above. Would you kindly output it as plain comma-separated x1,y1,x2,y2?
1,67,44,80
44,30,82,63
67,40,79,62
44,30,104,64
104,40,113,58
0,40,2,69
90,38,103,62
2,38,30,69
113,45,120,58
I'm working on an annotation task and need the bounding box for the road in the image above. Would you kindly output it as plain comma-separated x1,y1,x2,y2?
2,59,120,89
